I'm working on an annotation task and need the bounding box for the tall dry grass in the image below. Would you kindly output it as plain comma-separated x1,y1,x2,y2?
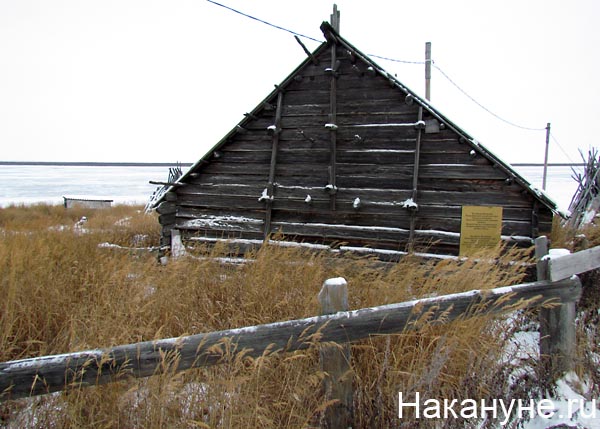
1,204,541,428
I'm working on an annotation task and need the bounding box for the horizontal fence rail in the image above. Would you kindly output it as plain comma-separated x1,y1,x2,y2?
545,244,600,282
0,277,581,402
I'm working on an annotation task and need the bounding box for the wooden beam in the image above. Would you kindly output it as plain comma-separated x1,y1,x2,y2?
149,181,184,187
264,92,284,240
330,4,340,33
0,277,581,401
408,106,424,252
294,35,319,65
328,41,338,211
547,244,600,282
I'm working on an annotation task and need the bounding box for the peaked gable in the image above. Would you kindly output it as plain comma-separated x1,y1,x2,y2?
152,22,558,257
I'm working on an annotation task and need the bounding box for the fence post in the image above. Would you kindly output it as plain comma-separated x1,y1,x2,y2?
535,236,577,378
318,278,353,429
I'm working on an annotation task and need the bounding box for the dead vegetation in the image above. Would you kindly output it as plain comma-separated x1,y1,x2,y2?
0,204,594,428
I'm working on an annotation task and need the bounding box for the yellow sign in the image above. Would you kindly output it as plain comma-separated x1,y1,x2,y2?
459,206,503,256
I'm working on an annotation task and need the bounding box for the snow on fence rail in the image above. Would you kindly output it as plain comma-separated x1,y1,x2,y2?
0,276,581,404
542,243,600,282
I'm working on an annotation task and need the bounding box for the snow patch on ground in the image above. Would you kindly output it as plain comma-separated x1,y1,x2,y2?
523,371,600,429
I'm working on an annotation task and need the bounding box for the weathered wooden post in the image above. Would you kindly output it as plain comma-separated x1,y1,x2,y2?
170,229,186,259
535,236,578,378
318,277,353,429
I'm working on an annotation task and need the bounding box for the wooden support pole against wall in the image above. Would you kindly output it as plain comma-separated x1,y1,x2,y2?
408,106,424,252
264,92,284,240
535,236,579,379
328,36,338,211
318,278,353,429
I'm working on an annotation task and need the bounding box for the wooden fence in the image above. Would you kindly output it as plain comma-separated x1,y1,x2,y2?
1,238,598,428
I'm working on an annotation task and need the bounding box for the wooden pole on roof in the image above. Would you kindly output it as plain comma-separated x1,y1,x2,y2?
425,42,432,101
542,122,551,190
330,4,340,33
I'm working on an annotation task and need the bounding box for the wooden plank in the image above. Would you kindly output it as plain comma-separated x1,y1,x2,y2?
280,128,330,144
418,190,532,207
303,163,508,181
239,114,361,131
177,207,265,221
418,178,520,193
0,277,581,401
177,188,534,229
176,195,264,211
418,165,508,180
271,220,410,244
337,129,418,147
281,186,412,202
547,245,600,281
419,153,491,166
188,173,269,186
335,163,413,177
282,103,328,116
282,101,419,118
284,89,331,105
182,227,264,241
336,111,416,126
209,148,470,166
417,204,532,221
337,100,417,115
270,210,412,230
336,87,413,103
177,187,265,202
335,175,413,190
179,183,264,197
200,162,271,175
336,150,416,165
269,221,463,247
176,215,265,234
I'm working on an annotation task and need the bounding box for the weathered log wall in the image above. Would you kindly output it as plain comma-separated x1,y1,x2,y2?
156,27,555,257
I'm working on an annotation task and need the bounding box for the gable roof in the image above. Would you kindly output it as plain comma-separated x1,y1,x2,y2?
151,22,560,216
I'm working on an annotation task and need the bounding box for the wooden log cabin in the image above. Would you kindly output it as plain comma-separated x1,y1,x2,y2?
150,22,560,259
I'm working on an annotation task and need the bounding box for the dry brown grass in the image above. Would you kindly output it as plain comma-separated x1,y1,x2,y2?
0,204,544,428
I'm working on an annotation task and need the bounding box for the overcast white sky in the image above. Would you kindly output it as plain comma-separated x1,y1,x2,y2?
1,0,598,164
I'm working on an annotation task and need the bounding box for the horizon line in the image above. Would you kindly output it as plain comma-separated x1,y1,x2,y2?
0,161,193,167
0,161,585,168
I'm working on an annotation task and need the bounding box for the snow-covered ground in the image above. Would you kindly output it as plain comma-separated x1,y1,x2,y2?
0,165,168,207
